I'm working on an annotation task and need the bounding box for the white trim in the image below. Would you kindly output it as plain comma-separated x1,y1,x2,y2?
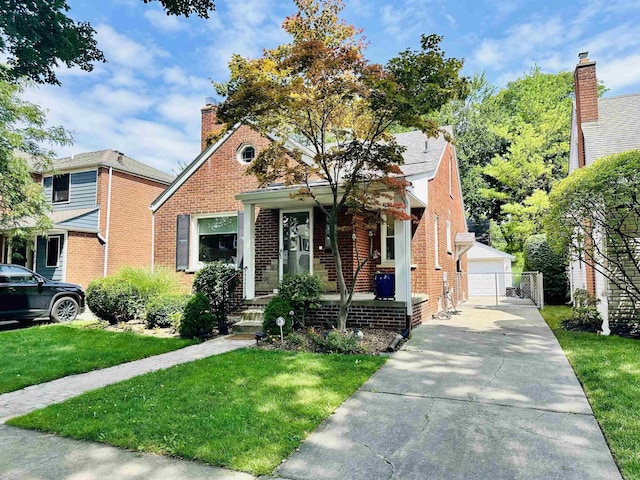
50,173,71,204
448,155,453,197
236,143,256,165
243,204,256,299
189,212,239,271
103,167,113,277
151,124,240,212
446,220,452,254
62,231,68,282
279,208,314,281
434,215,441,269
151,211,155,272
45,235,63,268
380,214,395,264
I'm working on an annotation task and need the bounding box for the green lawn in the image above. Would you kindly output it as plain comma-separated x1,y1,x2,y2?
9,349,385,475
0,324,195,394
541,306,640,480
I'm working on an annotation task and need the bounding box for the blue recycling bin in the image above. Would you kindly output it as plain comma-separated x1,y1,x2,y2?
374,273,395,300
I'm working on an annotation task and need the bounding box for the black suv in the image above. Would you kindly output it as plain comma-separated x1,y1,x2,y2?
0,264,85,323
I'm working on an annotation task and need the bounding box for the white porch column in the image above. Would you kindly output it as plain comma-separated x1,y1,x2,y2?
243,203,256,300
394,194,413,316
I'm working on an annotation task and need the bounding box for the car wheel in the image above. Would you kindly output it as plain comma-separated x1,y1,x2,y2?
51,297,79,322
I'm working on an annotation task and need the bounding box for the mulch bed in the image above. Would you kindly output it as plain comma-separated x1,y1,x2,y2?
562,319,640,339
256,328,403,355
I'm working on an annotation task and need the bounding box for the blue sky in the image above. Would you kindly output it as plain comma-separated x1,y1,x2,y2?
23,0,640,175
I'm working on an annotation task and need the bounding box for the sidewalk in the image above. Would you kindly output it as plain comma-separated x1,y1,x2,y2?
275,304,622,480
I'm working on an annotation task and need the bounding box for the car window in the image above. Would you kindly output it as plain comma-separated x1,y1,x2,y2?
1,265,39,284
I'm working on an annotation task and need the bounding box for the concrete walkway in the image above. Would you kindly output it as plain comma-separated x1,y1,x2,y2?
0,336,255,479
276,304,622,480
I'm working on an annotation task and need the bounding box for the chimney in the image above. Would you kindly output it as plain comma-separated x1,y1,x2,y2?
574,52,598,123
574,52,598,168
201,97,223,151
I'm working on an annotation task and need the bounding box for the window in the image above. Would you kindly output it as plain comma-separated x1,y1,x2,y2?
446,220,452,254
237,144,256,164
52,174,70,203
380,215,395,263
46,236,62,267
434,216,440,269
196,215,238,266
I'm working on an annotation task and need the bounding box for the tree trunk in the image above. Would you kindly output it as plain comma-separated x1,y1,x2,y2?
328,214,349,331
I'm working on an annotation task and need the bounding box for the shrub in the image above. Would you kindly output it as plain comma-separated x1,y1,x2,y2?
118,266,185,304
86,277,140,324
308,328,359,354
179,293,215,339
569,288,602,330
523,234,568,304
193,262,242,332
286,331,307,347
145,294,189,329
278,274,322,327
262,296,294,336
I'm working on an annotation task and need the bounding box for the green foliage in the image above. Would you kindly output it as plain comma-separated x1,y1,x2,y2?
262,296,294,336
286,331,307,347
278,274,322,327
308,328,359,354
118,266,185,304
86,277,140,325
441,68,576,251
192,261,241,327
179,293,215,339
546,150,640,307
0,79,72,232
145,294,189,329
523,234,568,304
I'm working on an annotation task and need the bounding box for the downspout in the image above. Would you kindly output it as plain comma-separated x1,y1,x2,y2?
403,193,412,331
103,167,113,277
151,210,155,273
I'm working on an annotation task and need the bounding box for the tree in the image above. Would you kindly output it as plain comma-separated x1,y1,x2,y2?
0,0,215,85
546,150,640,325
0,77,72,235
215,0,467,330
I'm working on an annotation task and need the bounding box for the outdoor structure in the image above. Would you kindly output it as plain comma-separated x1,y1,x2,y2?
0,150,173,288
151,101,473,329
569,52,640,326
466,242,515,297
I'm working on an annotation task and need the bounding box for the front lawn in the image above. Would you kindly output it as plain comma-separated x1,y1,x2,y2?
9,349,385,475
0,324,195,394
541,306,640,479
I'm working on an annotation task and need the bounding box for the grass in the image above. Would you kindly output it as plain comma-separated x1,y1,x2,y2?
541,305,640,479
0,323,195,394
9,349,385,475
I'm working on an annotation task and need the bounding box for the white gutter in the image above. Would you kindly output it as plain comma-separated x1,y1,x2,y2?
103,167,113,277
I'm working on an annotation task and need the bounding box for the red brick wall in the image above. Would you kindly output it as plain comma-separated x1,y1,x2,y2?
65,232,104,289
154,126,267,284
410,143,468,317
96,169,167,276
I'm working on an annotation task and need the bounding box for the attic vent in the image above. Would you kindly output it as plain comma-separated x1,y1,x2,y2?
115,151,124,164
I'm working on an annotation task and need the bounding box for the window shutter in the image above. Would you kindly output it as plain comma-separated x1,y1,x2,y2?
236,210,244,268
176,214,190,271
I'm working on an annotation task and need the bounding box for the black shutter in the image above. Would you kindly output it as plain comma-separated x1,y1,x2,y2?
176,214,190,271
236,210,244,268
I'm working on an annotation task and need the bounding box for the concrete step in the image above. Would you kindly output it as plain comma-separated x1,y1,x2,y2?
241,308,264,321
232,320,263,334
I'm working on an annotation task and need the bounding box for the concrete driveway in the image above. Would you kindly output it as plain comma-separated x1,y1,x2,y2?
276,304,622,480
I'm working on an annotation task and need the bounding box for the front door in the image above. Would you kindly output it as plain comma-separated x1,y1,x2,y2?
280,210,312,279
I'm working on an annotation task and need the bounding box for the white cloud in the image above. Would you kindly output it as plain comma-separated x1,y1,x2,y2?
144,9,188,32
95,24,169,72
598,53,640,91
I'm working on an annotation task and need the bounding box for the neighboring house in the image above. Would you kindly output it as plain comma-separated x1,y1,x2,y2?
151,101,474,329
466,242,515,297
0,150,173,288
569,52,640,325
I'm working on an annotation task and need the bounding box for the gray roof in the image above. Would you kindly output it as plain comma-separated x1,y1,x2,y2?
31,149,174,184
582,93,640,164
393,126,452,177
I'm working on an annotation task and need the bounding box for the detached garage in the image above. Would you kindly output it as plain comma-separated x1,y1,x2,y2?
466,242,515,296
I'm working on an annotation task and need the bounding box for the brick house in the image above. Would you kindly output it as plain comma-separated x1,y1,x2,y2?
151,102,473,330
569,52,640,329
0,150,173,288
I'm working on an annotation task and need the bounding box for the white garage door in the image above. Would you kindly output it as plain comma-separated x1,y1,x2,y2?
468,260,507,296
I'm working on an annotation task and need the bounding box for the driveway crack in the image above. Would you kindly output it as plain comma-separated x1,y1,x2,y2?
469,357,505,401
362,443,395,480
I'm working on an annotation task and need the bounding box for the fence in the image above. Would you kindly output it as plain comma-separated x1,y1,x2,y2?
455,271,544,308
